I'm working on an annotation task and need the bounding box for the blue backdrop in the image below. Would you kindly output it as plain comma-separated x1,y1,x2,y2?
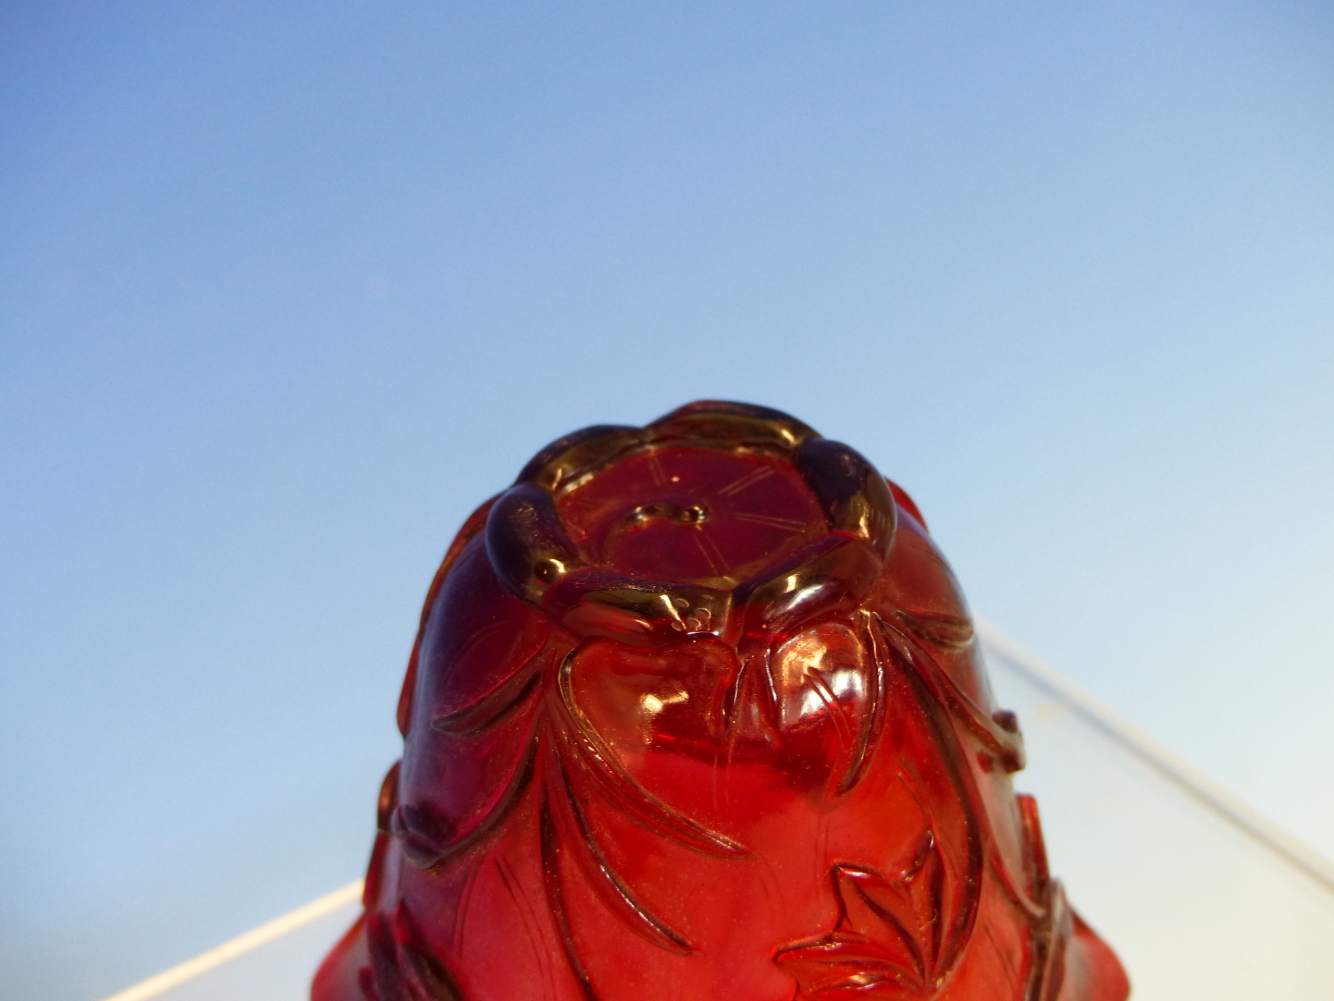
3,3,1332,998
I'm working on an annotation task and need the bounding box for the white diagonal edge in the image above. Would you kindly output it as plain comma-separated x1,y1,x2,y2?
98,880,364,1001
975,616,1334,894
98,619,1334,1001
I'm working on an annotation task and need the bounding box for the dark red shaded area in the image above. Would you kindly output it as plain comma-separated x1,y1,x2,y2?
315,402,1128,1001
558,446,827,585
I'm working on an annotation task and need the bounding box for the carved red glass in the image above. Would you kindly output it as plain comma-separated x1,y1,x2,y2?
313,401,1130,1001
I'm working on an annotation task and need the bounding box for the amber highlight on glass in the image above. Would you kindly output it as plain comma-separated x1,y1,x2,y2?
313,401,1129,1001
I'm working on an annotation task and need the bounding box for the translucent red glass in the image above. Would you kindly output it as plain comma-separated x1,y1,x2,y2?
313,401,1129,1001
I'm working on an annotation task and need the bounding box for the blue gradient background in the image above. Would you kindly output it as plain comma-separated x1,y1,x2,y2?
2,3,1332,998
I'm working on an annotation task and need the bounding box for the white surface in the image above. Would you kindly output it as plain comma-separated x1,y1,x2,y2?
101,884,362,1001
115,897,362,1001
109,630,1334,1000
982,628,1334,999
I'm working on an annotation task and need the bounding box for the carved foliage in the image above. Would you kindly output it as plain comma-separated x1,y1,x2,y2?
363,905,465,1001
775,838,950,999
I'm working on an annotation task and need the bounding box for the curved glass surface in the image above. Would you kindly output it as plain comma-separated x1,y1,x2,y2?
106,629,1334,1001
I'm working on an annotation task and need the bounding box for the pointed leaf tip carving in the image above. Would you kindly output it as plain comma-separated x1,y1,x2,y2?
776,838,950,1000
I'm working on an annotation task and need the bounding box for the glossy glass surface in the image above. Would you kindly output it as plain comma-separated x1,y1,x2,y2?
312,401,1126,1000
124,634,1334,1001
